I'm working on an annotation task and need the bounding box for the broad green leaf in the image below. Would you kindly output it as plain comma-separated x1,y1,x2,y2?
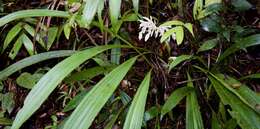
109,0,121,26
8,36,23,60
123,71,151,129
63,90,88,112
161,87,194,117
160,26,178,43
0,9,70,27
21,34,35,56
132,0,139,13
11,45,124,129
160,20,184,27
219,34,260,61
186,74,204,129
231,0,252,11
200,14,222,33
209,76,260,129
65,66,115,83
16,72,43,89
63,57,137,129
120,90,132,105
240,73,260,80
82,0,102,27
168,55,192,71
0,50,75,81
198,38,218,52
1,93,15,114
2,23,22,52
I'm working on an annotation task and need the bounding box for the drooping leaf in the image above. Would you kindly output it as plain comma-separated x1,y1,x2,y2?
161,87,194,117
0,9,70,27
183,23,194,37
63,23,71,40
63,57,137,129
2,23,22,52
10,45,125,129
23,24,45,48
219,34,260,61
193,0,203,19
186,74,204,129
46,27,58,50
168,55,192,72
198,38,218,52
160,20,184,27
123,71,151,129
0,50,75,81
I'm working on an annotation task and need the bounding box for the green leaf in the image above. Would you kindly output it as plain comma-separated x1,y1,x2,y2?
65,66,115,83
219,34,260,61
111,39,121,65
209,76,260,129
46,27,58,50
231,0,252,11
160,20,184,27
198,38,218,52
16,72,43,89
23,24,45,48
63,23,71,40
161,87,194,117
193,0,203,19
2,93,15,114
0,50,75,81
132,0,139,13
8,36,23,60
123,71,151,129
63,90,88,112
0,117,13,126
183,23,194,37
21,34,35,56
168,55,192,72
109,0,121,26
240,73,260,80
11,45,124,129
2,23,22,52
186,74,204,129
175,26,184,45
144,106,159,122
82,0,102,27
0,9,70,27
63,57,137,129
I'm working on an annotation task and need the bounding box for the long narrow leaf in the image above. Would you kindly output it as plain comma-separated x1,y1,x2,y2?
0,9,69,27
186,74,204,129
132,0,139,13
161,87,194,117
0,50,75,80
123,71,151,129
109,0,121,26
82,0,102,26
2,22,22,52
63,56,137,129
10,45,124,129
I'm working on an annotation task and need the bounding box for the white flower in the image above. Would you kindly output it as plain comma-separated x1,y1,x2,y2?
138,16,171,42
